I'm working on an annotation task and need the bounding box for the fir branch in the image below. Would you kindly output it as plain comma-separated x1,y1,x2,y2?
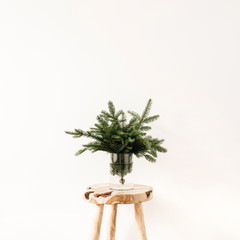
155,145,167,153
75,148,87,156
65,129,84,137
144,154,156,162
108,101,115,116
101,110,113,119
128,117,138,128
96,115,108,126
143,115,159,123
65,131,77,135
65,99,167,162
121,111,126,127
140,126,151,131
150,148,157,157
128,110,141,120
115,110,123,119
141,99,152,121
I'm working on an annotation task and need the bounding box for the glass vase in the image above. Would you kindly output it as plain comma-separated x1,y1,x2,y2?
110,153,134,190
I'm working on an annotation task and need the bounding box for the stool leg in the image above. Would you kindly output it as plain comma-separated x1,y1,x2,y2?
107,204,118,240
134,203,147,240
90,204,104,240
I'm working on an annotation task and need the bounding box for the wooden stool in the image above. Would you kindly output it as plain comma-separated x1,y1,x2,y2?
84,184,153,240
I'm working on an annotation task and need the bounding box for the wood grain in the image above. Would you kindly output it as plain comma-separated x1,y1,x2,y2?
106,204,118,240
84,184,153,205
89,204,104,240
134,203,147,240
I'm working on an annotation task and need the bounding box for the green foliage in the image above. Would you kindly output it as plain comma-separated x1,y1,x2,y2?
65,99,167,162
110,153,133,184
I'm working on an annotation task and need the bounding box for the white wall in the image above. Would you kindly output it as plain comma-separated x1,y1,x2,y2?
1,0,240,239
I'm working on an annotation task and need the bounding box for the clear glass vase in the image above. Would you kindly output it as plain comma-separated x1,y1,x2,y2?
110,153,134,190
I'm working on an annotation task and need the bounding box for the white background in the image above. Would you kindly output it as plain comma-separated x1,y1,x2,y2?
1,0,240,239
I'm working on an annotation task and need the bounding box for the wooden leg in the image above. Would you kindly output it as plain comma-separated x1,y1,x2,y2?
134,203,147,240
89,204,104,240
107,204,118,240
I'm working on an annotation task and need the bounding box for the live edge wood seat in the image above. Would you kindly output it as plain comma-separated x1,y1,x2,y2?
84,184,153,240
